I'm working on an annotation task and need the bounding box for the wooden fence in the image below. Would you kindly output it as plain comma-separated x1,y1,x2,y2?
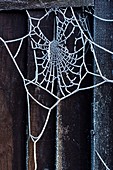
0,0,113,170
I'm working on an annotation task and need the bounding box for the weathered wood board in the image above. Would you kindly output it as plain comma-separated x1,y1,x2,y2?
0,11,27,170
93,0,113,169
0,0,94,10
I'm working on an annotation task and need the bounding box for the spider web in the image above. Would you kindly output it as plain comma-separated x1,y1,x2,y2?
0,7,113,170
27,8,107,101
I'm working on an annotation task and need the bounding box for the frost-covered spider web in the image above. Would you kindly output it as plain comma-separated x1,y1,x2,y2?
0,7,113,170
27,7,108,101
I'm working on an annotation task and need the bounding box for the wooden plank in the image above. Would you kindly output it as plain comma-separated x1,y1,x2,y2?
0,0,94,10
0,11,27,170
56,9,92,169
27,10,56,170
56,91,92,170
93,1,113,169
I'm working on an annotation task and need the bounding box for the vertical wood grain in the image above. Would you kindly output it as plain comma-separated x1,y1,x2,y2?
56,9,92,170
0,11,27,170
27,10,56,170
93,1,113,169
56,92,92,170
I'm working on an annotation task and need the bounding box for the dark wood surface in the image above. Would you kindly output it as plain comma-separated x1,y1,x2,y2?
56,91,92,170
0,11,27,170
93,1,113,169
0,7,93,170
55,8,92,169
27,8,92,170
0,0,94,10
27,10,56,170
1,1,113,170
